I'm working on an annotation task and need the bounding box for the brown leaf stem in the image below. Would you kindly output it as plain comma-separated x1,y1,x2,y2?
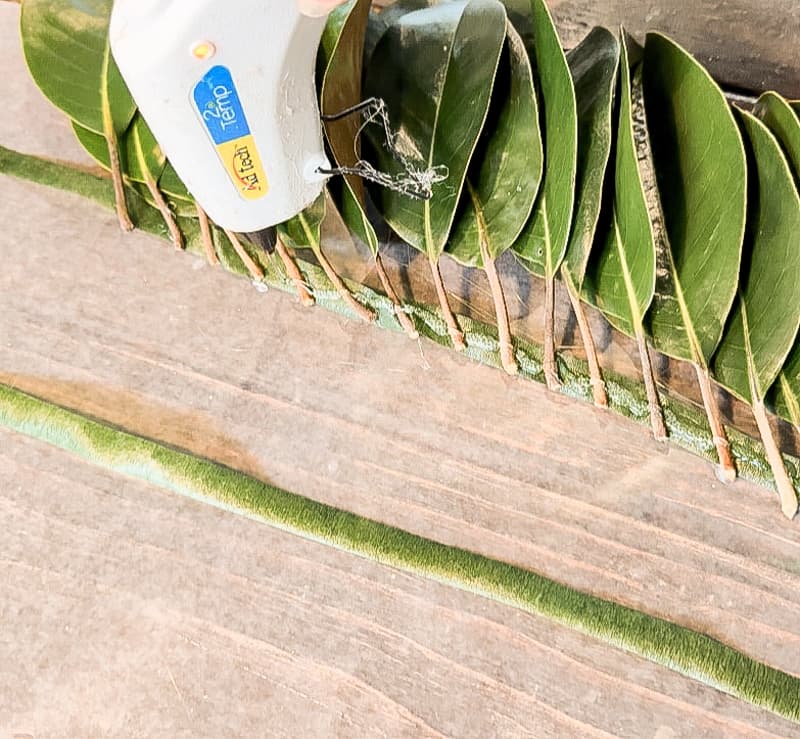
429,256,466,351
693,362,736,483
223,229,265,282
374,252,418,339
480,246,517,376
543,275,560,390
103,122,133,233
276,237,315,307
635,328,668,441
311,243,375,323
563,271,607,407
751,398,798,519
143,176,183,250
195,205,219,266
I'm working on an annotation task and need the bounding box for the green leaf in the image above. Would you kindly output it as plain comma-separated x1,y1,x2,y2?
320,0,379,253
642,32,747,365
751,96,800,423
364,0,507,260
277,193,326,251
446,20,542,267
72,116,195,218
364,0,430,61
20,0,135,137
511,0,577,280
753,91,800,184
713,111,800,404
562,27,620,290
73,114,164,184
584,34,654,339
158,162,193,205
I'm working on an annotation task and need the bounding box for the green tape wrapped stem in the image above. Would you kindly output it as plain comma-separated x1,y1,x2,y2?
0,382,798,724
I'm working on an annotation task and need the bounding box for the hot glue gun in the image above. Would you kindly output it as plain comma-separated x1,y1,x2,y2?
109,0,347,233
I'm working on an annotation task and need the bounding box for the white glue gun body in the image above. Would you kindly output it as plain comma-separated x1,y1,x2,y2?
110,1,331,232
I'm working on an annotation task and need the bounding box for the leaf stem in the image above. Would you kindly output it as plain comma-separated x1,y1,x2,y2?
543,275,560,389
310,242,375,323
143,176,183,250
563,271,606,407
223,230,265,282
374,252,419,339
480,248,517,376
275,237,315,307
693,362,736,483
429,256,466,351
751,400,799,519
195,205,219,266
635,329,668,441
102,121,133,232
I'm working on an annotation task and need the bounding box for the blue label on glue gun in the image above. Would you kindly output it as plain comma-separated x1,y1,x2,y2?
193,65,268,201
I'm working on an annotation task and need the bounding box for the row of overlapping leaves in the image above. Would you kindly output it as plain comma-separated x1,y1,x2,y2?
15,0,800,519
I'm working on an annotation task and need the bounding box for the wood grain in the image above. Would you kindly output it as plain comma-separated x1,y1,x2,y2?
2,5,800,736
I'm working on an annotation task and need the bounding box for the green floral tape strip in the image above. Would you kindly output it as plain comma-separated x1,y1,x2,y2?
0,381,798,723
1,145,796,503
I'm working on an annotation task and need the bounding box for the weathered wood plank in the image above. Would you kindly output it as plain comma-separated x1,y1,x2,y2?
2,5,800,735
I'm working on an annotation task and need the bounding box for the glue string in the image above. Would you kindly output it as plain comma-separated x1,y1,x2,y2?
318,97,449,201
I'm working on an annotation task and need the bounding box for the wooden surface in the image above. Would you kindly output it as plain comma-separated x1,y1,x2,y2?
2,4,800,737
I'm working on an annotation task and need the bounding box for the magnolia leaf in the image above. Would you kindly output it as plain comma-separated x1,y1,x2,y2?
21,0,137,229
562,27,620,291
72,117,195,223
158,162,194,205
446,20,542,267
511,0,577,280
364,0,429,61
73,115,163,184
754,96,800,425
712,110,800,519
583,33,665,437
753,92,800,182
642,33,747,365
320,0,379,253
364,0,507,260
713,110,800,403
585,36,655,339
20,0,135,136
277,193,326,252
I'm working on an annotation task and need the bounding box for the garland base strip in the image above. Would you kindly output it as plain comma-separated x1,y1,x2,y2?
0,382,798,724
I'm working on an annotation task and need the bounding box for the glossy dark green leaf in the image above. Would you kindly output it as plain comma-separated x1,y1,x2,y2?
753,96,800,424
562,27,619,291
21,0,135,136
364,0,507,260
584,34,654,338
642,32,747,365
511,0,577,281
446,21,542,267
364,0,429,61
713,110,800,404
753,91,800,184
320,0,379,253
